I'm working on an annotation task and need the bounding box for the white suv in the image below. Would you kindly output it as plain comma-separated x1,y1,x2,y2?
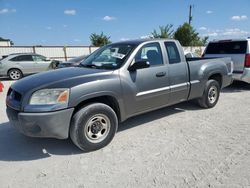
204,39,250,84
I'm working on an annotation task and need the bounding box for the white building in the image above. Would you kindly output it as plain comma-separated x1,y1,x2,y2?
0,40,11,46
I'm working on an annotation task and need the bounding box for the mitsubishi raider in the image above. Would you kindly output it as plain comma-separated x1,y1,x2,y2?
6,39,233,151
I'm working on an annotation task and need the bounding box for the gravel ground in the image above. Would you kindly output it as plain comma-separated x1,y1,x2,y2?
0,80,250,188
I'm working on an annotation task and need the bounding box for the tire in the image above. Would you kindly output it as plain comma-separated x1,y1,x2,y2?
70,103,118,151
198,79,220,108
8,69,23,80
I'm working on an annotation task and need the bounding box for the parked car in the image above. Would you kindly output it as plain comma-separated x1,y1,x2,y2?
6,39,233,151
0,53,60,80
203,39,250,84
184,51,200,58
57,55,88,68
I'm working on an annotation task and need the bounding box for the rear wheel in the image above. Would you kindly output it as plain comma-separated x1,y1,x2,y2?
70,103,118,151
198,79,220,108
8,69,23,80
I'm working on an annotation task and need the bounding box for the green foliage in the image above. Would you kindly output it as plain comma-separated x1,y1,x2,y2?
174,23,208,46
90,32,111,47
151,25,174,39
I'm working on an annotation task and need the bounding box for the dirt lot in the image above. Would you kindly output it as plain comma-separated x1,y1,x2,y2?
0,80,250,188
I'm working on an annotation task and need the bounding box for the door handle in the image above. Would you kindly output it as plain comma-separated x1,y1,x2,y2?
156,72,166,77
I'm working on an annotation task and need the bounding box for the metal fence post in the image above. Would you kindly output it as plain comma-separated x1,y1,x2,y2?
32,46,36,54
89,46,92,54
63,46,67,61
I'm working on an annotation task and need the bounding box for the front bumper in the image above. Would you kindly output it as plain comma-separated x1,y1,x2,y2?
233,68,250,84
6,107,74,139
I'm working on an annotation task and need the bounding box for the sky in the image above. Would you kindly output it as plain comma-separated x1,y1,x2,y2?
0,0,250,46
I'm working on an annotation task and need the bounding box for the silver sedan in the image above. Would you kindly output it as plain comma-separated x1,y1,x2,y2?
0,53,58,80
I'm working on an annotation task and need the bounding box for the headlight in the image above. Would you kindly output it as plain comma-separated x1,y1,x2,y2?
29,88,69,105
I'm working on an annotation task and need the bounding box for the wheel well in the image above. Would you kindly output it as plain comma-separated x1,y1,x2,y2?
208,74,222,88
73,96,121,122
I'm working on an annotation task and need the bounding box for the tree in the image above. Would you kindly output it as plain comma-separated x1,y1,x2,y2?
151,24,174,39
0,37,14,45
174,23,208,46
90,32,111,47
200,36,209,46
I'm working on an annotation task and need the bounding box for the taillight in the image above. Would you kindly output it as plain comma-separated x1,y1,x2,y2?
245,54,250,67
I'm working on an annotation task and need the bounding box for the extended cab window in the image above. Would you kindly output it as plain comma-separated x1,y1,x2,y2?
164,42,181,64
10,55,33,62
135,42,163,66
206,41,247,54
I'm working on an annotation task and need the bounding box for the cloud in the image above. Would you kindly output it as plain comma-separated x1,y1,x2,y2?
206,32,218,37
74,39,81,42
46,26,52,30
140,35,153,39
199,27,207,31
203,28,250,38
231,15,248,21
206,10,213,14
0,8,16,14
102,16,116,21
64,9,76,15
222,28,249,36
63,24,68,28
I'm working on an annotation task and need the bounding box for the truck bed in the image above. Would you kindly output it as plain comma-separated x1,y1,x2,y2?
186,57,233,100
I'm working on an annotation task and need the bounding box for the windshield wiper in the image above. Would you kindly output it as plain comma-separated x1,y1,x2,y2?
79,64,100,69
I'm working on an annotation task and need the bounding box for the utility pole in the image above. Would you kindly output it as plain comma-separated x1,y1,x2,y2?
188,5,193,25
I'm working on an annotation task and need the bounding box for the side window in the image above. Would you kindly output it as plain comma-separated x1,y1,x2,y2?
164,42,181,64
10,55,33,62
33,55,46,61
135,42,163,66
10,56,19,61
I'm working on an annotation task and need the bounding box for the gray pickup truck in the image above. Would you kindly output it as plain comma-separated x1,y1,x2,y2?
6,39,233,151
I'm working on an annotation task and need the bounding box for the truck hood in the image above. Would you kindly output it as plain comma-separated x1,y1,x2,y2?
11,67,114,94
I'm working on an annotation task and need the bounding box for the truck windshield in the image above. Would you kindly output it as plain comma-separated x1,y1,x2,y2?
80,44,136,70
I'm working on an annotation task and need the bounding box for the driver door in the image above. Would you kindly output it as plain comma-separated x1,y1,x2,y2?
122,42,170,115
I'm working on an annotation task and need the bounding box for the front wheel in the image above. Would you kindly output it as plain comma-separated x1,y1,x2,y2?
70,103,118,151
198,79,220,108
8,69,23,80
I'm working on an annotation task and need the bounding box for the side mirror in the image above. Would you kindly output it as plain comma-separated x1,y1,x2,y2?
128,60,150,71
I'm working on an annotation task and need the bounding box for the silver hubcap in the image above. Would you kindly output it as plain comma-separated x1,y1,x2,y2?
84,114,111,143
208,86,218,104
10,70,21,80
